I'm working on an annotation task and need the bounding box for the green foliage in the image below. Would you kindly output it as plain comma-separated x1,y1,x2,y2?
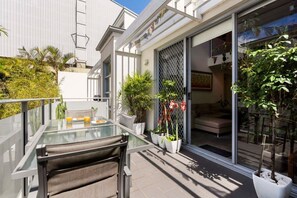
232,35,297,117
55,95,67,119
166,134,177,142
121,71,153,123
150,124,164,135
156,80,178,103
0,25,8,37
0,57,59,118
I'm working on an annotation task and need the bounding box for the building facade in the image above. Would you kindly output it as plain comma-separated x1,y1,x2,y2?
89,8,138,118
101,0,297,195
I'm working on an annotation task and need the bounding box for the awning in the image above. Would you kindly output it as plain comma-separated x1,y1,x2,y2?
116,0,225,51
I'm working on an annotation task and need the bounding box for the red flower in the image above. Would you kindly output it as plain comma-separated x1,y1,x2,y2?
169,100,178,109
180,101,186,112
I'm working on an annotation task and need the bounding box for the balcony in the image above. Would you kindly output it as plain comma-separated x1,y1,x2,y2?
0,98,257,198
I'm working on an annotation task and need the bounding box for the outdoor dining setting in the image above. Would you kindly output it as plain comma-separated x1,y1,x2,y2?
10,106,153,198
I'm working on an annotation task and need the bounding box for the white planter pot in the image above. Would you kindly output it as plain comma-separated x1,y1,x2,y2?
252,168,292,198
157,134,166,149
133,123,145,135
150,132,158,144
165,139,178,154
177,139,182,153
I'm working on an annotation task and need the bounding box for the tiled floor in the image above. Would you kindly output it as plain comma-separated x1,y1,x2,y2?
130,146,257,198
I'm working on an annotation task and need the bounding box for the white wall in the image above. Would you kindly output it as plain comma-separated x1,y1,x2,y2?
0,0,122,67
124,12,137,29
86,0,122,66
58,71,87,99
0,0,76,57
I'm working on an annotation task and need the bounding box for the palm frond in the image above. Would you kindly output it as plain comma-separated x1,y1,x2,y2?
62,53,75,64
17,46,32,59
0,26,8,37
32,47,48,64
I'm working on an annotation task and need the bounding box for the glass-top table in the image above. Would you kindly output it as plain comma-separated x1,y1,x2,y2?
12,119,153,180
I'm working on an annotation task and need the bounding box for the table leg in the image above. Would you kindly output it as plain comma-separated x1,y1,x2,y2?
125,153,131,198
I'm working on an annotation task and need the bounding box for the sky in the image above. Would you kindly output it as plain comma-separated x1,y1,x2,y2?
115,0,151,14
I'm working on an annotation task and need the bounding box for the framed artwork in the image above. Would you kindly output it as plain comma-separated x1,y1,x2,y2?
191,71,212,91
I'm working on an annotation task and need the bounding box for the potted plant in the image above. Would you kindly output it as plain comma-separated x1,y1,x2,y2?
55,95,67,119
155,80,177,149
232,35,296,198
155,80,186,152
164,100,186,153
121,71,153,135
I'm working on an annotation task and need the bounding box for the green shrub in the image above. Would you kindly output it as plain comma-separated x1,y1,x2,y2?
121,71,153,123
0,57,59,118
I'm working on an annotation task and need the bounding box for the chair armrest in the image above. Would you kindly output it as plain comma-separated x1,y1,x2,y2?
124,166,132,177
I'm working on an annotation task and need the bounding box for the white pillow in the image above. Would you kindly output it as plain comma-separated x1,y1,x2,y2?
119,114,136,129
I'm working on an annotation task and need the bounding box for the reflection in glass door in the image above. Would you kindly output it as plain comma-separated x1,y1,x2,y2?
237,0,297,184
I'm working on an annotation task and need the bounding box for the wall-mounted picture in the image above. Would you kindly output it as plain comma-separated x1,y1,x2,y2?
191,71,212,91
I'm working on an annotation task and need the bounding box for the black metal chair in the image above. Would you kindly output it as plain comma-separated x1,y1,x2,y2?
36,133,130,198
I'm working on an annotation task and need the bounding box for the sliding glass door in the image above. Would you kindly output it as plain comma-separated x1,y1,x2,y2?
189,19,233,159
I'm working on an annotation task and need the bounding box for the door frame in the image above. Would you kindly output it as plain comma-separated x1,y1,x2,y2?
185,16,237,163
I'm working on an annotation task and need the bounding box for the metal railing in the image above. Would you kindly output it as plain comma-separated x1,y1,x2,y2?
1,98,57,152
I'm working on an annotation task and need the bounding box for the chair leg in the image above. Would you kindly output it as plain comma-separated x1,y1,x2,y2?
124,154,131,198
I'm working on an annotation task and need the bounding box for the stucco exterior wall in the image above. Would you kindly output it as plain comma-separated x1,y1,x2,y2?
124,12,137,29
58,71,88,100
140,0,247,130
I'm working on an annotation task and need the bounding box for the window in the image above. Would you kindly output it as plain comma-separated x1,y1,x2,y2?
103,60,111,98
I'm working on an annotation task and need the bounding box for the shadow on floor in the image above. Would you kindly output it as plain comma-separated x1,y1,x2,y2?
132,135,257,198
